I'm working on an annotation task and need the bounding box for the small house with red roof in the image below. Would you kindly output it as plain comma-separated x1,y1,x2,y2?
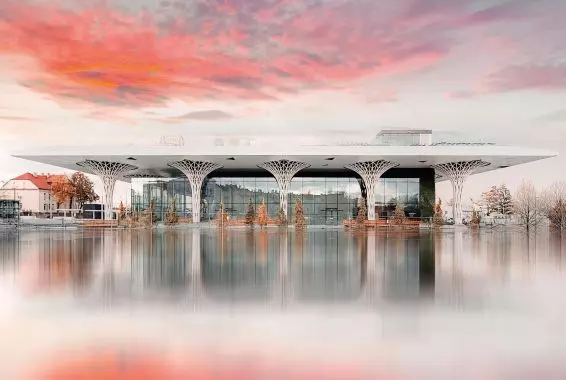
0,173,76,214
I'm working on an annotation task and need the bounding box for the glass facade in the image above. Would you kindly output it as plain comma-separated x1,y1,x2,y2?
0,200,20,222
379,133,421,146
130,178,193,221
374,130,432,146
375,178,421,218
202,176,362,224
130,169,435,224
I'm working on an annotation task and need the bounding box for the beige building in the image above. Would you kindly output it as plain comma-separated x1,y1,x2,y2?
0,173,76,214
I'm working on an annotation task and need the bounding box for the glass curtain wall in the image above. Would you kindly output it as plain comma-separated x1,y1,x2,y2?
130,174,427,223
202,177,280,221
130,178,192,221
376,178,420,218
379,133,421,146
202,176,362,224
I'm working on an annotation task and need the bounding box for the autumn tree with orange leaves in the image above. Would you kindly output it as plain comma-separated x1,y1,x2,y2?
70,172,98,209
215,200,229,228
257,200,268,229
50,176,74,210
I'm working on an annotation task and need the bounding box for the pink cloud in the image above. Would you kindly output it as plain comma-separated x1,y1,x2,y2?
485,64,566,93
450,63,566,98
171,110,234,121
447,90,477,99
0,115,36,121
361,89,398,104
0,0,559,109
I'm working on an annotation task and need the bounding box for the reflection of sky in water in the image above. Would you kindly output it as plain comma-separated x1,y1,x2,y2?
1,229,566,378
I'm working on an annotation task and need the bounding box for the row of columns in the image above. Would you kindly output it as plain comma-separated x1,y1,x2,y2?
76,158,489,225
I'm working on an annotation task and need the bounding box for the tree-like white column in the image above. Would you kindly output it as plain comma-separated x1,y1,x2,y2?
77,160,137,220
433,160,489,225
258,159,310,218
168,159,222,223
345,160,398,220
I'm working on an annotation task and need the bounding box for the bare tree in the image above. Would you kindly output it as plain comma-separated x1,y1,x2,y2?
482,184,514,216
355,197,367,227
498,184,514,216
257,199,268,229
294,199,306,230
70,172,98,209
244,198,255,227
432,198,444,226
390,203,407,226
514,180,545,230
543,181,566,231
481,185,499,215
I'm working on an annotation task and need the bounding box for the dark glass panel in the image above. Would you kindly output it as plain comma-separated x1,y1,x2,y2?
384,178,397,205
408,180,420,206
375,178,385,205
397,178,408,205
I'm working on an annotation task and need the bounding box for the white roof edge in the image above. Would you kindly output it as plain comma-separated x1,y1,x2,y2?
10,145,559,158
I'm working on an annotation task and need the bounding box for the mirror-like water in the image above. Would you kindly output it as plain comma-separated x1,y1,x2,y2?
1,228,566,379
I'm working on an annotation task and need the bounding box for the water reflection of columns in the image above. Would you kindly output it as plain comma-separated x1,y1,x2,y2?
99,229,116,304
452,230,464,305
277,229,291,307
365,233,379,304
130,231,145,295
419,233,435,300
190,229,203,309
357,232,381,306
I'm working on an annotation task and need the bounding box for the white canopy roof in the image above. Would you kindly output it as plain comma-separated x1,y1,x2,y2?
12,142,557,182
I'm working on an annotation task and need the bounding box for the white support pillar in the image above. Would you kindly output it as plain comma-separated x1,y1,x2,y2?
77,160,137,220
433,160,489,225
258,159,310,218
168,160,222,223
345,160,398,220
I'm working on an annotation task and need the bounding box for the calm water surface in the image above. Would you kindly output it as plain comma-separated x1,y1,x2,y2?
1,227,566,379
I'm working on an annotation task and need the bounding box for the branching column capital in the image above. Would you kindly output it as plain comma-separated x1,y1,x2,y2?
433,160,489,225
168,159,222,223
258,159,310,217
345,160,398,220
76,160,137,220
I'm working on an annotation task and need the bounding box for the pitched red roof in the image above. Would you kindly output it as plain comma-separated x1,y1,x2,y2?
46,174,68,184
12,173,68,190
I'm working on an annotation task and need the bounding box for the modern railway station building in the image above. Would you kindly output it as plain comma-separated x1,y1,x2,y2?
13,130,557,225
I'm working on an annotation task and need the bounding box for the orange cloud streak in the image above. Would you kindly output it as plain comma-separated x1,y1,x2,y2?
2,0,520,108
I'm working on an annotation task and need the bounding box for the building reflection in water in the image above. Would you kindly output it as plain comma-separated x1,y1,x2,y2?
4,229,437,308
374,230,435,303
142,228,435,307
8,230,99,295
201,228,279,303
290,230,364,303
0,230,19,275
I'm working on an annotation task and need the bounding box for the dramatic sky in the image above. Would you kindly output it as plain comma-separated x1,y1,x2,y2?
0,0,565,204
